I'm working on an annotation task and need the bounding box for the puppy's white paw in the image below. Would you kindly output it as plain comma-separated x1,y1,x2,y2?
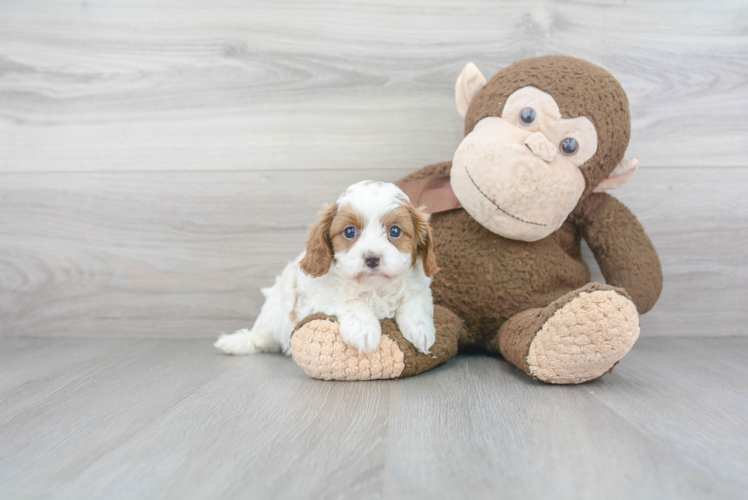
339,314,382,355
398,316,436,354
214,328,274,355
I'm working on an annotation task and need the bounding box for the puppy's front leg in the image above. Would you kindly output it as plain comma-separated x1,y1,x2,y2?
396,290,436,354
339,306,382,355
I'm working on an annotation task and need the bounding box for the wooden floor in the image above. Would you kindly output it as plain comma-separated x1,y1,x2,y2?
1,337,745,500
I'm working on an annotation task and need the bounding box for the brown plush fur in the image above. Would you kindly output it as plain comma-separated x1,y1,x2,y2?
571,193,662,313
292,305,464,378
294,56,662,384
465,55,631,195
487,283,634,375
393,57,662,381
425,198,590,346
399,160,661,346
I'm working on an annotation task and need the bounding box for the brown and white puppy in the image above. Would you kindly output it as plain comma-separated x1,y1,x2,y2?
215,181,438,356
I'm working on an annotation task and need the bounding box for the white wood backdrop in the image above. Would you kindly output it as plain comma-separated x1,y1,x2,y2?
1,0,746,338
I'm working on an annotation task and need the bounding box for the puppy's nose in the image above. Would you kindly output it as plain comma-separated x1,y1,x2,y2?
525,131,556,163
365,254,380,269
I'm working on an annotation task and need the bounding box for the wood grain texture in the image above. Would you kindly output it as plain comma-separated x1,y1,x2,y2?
0,337,746,499
1,167,745,338
0,0,746,340
1,0,747,172
1,3,745,498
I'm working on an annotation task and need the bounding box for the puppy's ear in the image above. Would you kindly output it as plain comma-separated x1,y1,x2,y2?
410,204,439,278
300,204,337,277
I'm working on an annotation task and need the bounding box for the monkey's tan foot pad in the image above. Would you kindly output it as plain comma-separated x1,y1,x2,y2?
291,317,404,380
291,307,463,381
527,289,640,384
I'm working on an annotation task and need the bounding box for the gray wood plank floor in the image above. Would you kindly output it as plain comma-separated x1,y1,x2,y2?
1,337,746,500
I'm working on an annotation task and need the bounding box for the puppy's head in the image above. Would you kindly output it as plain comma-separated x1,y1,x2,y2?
299,181,438,281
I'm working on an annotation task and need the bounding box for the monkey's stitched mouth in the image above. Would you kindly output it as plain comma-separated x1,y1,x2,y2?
464,166,547,227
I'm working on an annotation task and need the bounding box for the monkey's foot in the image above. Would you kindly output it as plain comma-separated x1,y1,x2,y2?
498,283,640,384
290,307,463,381
529,285,640,384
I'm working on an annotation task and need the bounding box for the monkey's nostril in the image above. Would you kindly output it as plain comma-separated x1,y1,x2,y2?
525,131,556,163
365,255,380,269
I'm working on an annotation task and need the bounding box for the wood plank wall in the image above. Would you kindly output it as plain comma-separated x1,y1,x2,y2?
1,0,746,338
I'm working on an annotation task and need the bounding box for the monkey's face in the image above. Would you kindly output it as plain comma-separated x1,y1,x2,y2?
451,86,598,242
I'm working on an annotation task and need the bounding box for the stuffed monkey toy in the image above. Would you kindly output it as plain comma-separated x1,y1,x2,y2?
290,56,662,384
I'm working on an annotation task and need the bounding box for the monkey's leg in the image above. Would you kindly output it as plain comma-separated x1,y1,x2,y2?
487,283,640,384
290,305,464,381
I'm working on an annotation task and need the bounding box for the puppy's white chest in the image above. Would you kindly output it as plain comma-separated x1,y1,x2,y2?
355,287,402,319
294,266,406,321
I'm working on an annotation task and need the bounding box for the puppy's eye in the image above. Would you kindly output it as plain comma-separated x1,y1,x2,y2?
520,107,536,125
560,138,579,156
344,226,357,239
389,226,402,238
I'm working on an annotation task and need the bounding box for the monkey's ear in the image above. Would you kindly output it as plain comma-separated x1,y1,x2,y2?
455,63,487,119
593,158,639,193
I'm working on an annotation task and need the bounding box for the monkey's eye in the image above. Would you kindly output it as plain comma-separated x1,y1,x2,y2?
560,138,579,156
344,226,357,239
520,107,536,125
389,226,402,238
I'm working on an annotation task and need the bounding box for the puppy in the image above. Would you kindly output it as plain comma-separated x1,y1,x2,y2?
215,180,439,356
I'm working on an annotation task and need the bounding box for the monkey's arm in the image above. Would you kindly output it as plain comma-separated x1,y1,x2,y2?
572,193,663,314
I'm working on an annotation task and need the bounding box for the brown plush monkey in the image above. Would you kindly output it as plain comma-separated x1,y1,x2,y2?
291,56,662,384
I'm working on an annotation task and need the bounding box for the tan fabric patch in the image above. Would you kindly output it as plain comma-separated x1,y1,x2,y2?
291,319,405,381
526,290,639,384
